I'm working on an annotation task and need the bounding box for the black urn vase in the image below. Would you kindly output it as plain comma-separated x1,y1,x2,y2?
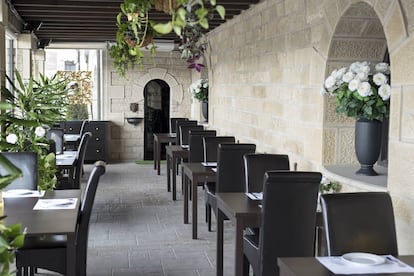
201,101,208,122
355,117,382,176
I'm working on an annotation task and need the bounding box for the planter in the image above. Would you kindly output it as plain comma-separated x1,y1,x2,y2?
154,0,178,13
201,101,208,122
355,118,382,176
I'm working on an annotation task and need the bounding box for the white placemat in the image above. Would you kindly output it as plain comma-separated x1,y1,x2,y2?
317,255,414,274
3,189,45,198
33,198,78,210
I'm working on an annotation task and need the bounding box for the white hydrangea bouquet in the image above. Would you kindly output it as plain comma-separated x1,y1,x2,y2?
189,79,208,102
321,61,391,121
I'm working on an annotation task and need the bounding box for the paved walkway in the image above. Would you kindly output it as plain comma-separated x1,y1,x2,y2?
84,162,236,276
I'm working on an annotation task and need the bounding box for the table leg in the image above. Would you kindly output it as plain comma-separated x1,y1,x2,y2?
153,136,157,170
172,154,177,201
67,232,76,276
234,219,244,276
216,208,224,276
192,178,197,239
184,175,189,224
156,140,161,175
167,153,171,192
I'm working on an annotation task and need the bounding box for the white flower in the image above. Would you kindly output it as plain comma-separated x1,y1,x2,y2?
355,71,368,81
320,176,330,185
324,76,336,89
320,88,328,96
35,126,46,137
336,67,347,79
378,84,391,101
203,83,208,88
357,82,373,97
6,133,18,144
375,62,390,74
342,72,355,83
348,79,360,92
373,72,387,86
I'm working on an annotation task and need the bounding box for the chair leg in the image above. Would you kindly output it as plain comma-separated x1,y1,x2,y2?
243,255,250,276
207,204,212,232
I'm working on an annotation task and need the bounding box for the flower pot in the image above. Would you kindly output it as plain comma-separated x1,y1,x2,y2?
355,118,382,176
154,0,178,13
202,101,208,122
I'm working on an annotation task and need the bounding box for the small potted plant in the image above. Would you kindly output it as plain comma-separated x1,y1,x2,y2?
321,61,391,175
189,79,208,121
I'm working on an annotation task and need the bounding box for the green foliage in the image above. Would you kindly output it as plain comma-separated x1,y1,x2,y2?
111,0,226,76
189,79,208,102
0,223,26,276
66,104,89,120
0,70,69,191
0,154,22,190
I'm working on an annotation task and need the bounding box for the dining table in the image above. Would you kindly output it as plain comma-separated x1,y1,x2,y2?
55,151,77,188
165,145,188,200
278,255,414,276
181,162,216,239
215,192,262,276
3,189,82,276
153,132,176,175
63,133,81,151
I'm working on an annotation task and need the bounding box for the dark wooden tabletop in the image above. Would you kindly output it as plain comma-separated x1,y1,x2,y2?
4,189,81,235
278,256,414,276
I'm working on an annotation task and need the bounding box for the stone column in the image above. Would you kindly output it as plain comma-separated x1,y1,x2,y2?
16,33,37,82
0,0,8,90
33,49,45,79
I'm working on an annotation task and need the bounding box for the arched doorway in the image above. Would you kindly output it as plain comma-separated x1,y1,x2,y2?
323,1,389,168
143,79,170,160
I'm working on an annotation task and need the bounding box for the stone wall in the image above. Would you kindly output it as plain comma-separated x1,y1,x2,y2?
207,0,414,254
104,50,192,161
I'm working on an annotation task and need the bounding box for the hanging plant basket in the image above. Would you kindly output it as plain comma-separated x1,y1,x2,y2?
154,0,178,13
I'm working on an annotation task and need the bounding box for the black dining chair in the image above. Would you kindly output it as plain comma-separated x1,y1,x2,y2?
188,130,217,162
244,153,290,193
320,192,398,256
0,152,38,190
170,117,187,133
175,120,198,145
179,125,204,147
15,161,106,276
46,128,65,155
57,132,92,189
202,136,235,163
243,171,321,276
205,143,256,231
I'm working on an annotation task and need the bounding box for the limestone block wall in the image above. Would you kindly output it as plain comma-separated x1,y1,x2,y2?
103,50,192,161
207,0,414,254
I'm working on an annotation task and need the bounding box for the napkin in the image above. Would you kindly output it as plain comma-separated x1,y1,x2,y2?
3,189,45,198
246,192,263,200
33,198,78,210
317,255,414,274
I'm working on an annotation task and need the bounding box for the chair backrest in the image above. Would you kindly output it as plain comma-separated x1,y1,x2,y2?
259,171,321,276
179,125,204,146
46,128,64,154
202,136,235,163
321,192,398,256
170,117,187,133
79,120,89,135
0,152,38,190
216,143,256,193
77,161,106,276
243,153,290,193
188,130,217,162
73,132,92,189
176,120,198,144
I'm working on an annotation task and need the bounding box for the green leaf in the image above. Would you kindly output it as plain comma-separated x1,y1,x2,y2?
210,0,216,5
177,8,186,22
195,8,209,19
199,18,209,29
173,25,182,37
153,22,173,34
216,5,225,19
0,102,13,110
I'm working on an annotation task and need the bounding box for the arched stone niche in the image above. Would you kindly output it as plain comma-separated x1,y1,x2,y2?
323,1,389,166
